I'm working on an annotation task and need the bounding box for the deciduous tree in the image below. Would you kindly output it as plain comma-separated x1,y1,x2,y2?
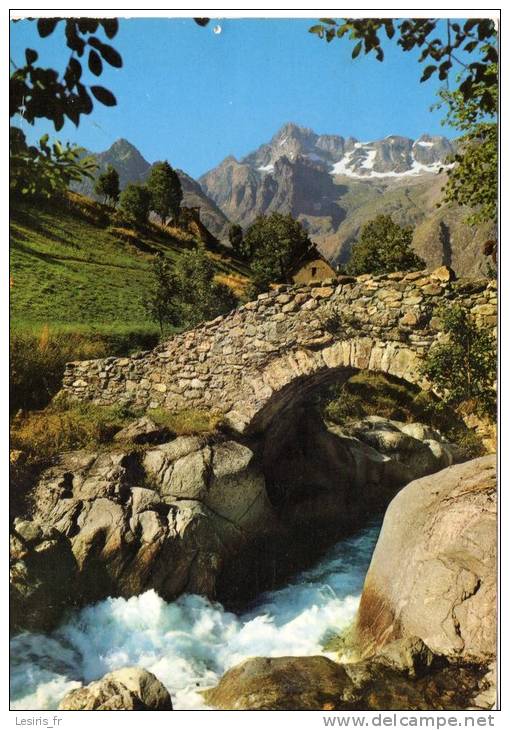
346,215,425,275
118,183,151,227
146,161,183,222
421,304,496,418
244,213,312,290
94,165,120,205
228,223,244,257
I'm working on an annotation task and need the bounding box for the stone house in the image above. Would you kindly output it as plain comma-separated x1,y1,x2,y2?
289,245,337,284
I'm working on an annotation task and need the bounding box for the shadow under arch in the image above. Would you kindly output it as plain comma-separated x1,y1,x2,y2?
231,336,427,437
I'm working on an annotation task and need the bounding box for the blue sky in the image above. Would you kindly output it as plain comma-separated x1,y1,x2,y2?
11,17,460,178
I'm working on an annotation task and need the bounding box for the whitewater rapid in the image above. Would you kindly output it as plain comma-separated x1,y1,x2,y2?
10,519,381,710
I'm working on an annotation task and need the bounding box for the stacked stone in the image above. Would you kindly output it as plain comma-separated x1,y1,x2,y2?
61,267,496,432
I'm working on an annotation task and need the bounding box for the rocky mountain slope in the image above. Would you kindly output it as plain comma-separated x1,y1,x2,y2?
73,139,230,240
200,123,494,276
74,127,494,277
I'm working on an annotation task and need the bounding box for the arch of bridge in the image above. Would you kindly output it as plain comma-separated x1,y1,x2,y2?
62,268,496,434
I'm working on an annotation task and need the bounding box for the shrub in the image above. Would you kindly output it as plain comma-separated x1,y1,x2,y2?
346,214,425,275
420,304,496,419
118,183,151,227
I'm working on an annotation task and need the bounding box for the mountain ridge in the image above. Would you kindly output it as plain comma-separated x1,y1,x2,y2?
73,140,231,241
199,122,492,276
74,124,492,277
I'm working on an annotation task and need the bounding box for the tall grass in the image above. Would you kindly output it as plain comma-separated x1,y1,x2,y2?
10,325,160,414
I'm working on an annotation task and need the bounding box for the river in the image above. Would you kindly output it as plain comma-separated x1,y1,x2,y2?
10,519,381,710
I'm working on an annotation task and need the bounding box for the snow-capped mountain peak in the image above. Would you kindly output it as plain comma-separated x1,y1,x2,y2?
240,123,454,180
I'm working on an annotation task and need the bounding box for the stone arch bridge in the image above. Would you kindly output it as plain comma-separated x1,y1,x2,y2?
63,268,496,435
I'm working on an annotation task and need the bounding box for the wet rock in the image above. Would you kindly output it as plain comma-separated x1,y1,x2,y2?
356,455,497,662
10,520,77,632
202,656,354,710
59,667,173,710
204,650,487,711
346,417,459,479
470,662,497,709
376,637,437,677
22,438,277,615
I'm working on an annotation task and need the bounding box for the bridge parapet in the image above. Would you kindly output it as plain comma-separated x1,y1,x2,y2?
62,267,497,434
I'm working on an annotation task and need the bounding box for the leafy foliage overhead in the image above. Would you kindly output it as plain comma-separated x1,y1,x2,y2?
309,18,498,115
10,17,122,130
437,71,498,226
10,127,97,199
346,214,425,276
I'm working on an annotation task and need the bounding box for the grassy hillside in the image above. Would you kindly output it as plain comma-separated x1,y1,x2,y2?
10,192,250,337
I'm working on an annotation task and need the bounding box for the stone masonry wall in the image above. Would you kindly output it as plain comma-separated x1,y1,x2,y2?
62,267,497,434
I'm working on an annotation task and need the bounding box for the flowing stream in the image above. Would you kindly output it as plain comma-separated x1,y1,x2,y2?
10,519,381,710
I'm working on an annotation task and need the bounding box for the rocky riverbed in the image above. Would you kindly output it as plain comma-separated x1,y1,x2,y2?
10,410,496,710
11,413,462,631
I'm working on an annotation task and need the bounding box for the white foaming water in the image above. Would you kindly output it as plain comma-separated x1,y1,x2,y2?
10,520,380,710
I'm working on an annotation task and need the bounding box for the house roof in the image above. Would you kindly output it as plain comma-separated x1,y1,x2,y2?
289,244,335,274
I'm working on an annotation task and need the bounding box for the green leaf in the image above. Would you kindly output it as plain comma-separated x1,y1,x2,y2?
420,65,437,82
88,49,103,76
319,18,336,25
90,85,117,106
100,18,119,38
25,48,38,65
352,41,362,59
37,18,59,37
309,25,324,38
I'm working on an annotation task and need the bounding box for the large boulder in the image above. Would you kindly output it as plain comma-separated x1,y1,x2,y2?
59,667,173,710
202,656,353,710
10,518,77,632
23,437,276,613
347,417,460,477
203,642,489,711
356,455,497,662
262,410,462,534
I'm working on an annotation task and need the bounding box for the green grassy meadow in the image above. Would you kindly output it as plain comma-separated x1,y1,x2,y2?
10,192,249,337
